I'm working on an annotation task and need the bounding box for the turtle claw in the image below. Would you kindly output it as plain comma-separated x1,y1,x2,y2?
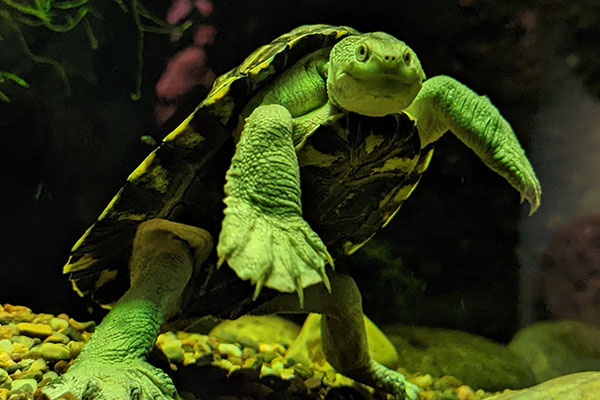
295,277,305,308
37,359,176,400
217,197,333,298
252,275,266,300
361,360,419,400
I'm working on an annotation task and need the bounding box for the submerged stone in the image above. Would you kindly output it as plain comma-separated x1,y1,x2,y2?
486,371,600,400
386,325,535,391
285,313,399,370
210,315,301,348
508,320,600,383
16,323,51,338
38,343,71,361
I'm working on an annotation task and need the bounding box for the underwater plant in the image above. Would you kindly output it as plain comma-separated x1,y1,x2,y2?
0,70,28,102
0,0,191,101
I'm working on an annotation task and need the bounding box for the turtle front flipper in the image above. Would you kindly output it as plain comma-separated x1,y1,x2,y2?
217,104,333,304
37,220,212,400
406,75,541,214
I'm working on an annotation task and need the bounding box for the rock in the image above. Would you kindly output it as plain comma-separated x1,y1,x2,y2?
0,369,12,389
0,388,8,400
386,325,535,391
10,378,37,393
68,318,95,332
28,358,47,373
486,371,600,400
3,306,32,322
11,369,42,382
43,333,70,344
285,313,399,371
60,326,83,342
11,336,39,350
156,332,184,363
0,352,16,370
49,318,68,332
42,371,58,381
209,316,301,348
217,343,242,358
16,323,51,338
0,340,12,354
67,341,84,358
508,320,600,383
10,342,28,355
304,376,322,391
38,343,71,361
53,360,69,374
0,327,14,341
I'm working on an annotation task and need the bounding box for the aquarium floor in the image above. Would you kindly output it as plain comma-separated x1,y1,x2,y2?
0,304,495,400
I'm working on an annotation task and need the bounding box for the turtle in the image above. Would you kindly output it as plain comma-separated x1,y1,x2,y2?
37,24,541,400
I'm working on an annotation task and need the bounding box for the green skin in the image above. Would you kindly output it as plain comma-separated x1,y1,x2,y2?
39,31,540,400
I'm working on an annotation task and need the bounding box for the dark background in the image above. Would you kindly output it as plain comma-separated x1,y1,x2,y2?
1,0,599,342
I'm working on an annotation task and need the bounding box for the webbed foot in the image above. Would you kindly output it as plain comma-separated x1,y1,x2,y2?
217,196,333,304
36,359,177,400
362,360,419,400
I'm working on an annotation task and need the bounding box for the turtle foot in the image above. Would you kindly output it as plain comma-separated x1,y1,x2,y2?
360,360,419,400
217,197,333,304
35,359,177,400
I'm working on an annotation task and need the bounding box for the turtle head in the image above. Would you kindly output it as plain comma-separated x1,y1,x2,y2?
327,32,426,116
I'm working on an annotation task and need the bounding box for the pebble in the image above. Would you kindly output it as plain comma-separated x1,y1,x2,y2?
68,319,95,332
293,363,314,379
11,336,38,350
28,358,46,373
0,302,490,400
218,343,242,358
44,333,70,344
0,368,11,388
42,371,58,381
16,323,51,338
38,343,71,361
49,318,68,332
67,341,84,358
0,353,15,370
10,378,37,393
0,343,11,356
304,376,322,390
156,332,184,363
0,327,13,341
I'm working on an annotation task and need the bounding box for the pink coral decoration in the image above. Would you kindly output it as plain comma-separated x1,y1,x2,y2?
194,24,216,45
156,46,206,100
167,0,193,24
195,0,213,17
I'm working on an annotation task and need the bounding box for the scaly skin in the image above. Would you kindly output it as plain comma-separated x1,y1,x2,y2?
217,29,540,400
405,75,541,214
38,220,212,400
217,104,333,305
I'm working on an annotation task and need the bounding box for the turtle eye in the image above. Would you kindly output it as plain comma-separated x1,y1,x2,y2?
356,43,370,62
403,51,412,64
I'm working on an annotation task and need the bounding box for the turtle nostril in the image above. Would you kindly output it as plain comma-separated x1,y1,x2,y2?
384,55,396,62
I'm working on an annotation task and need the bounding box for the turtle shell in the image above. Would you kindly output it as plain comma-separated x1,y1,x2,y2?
63,24,433,315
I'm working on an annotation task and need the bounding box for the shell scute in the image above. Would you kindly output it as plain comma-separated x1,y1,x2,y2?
65,25,359,304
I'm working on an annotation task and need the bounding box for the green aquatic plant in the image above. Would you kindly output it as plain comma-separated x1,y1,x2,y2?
0,71,29,102
0,0,190,100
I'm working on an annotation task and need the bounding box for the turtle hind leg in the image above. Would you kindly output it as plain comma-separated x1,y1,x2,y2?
37,219,212,400
252,270,419,400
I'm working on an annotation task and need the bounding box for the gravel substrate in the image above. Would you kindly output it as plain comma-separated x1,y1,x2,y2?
0,304,495,400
